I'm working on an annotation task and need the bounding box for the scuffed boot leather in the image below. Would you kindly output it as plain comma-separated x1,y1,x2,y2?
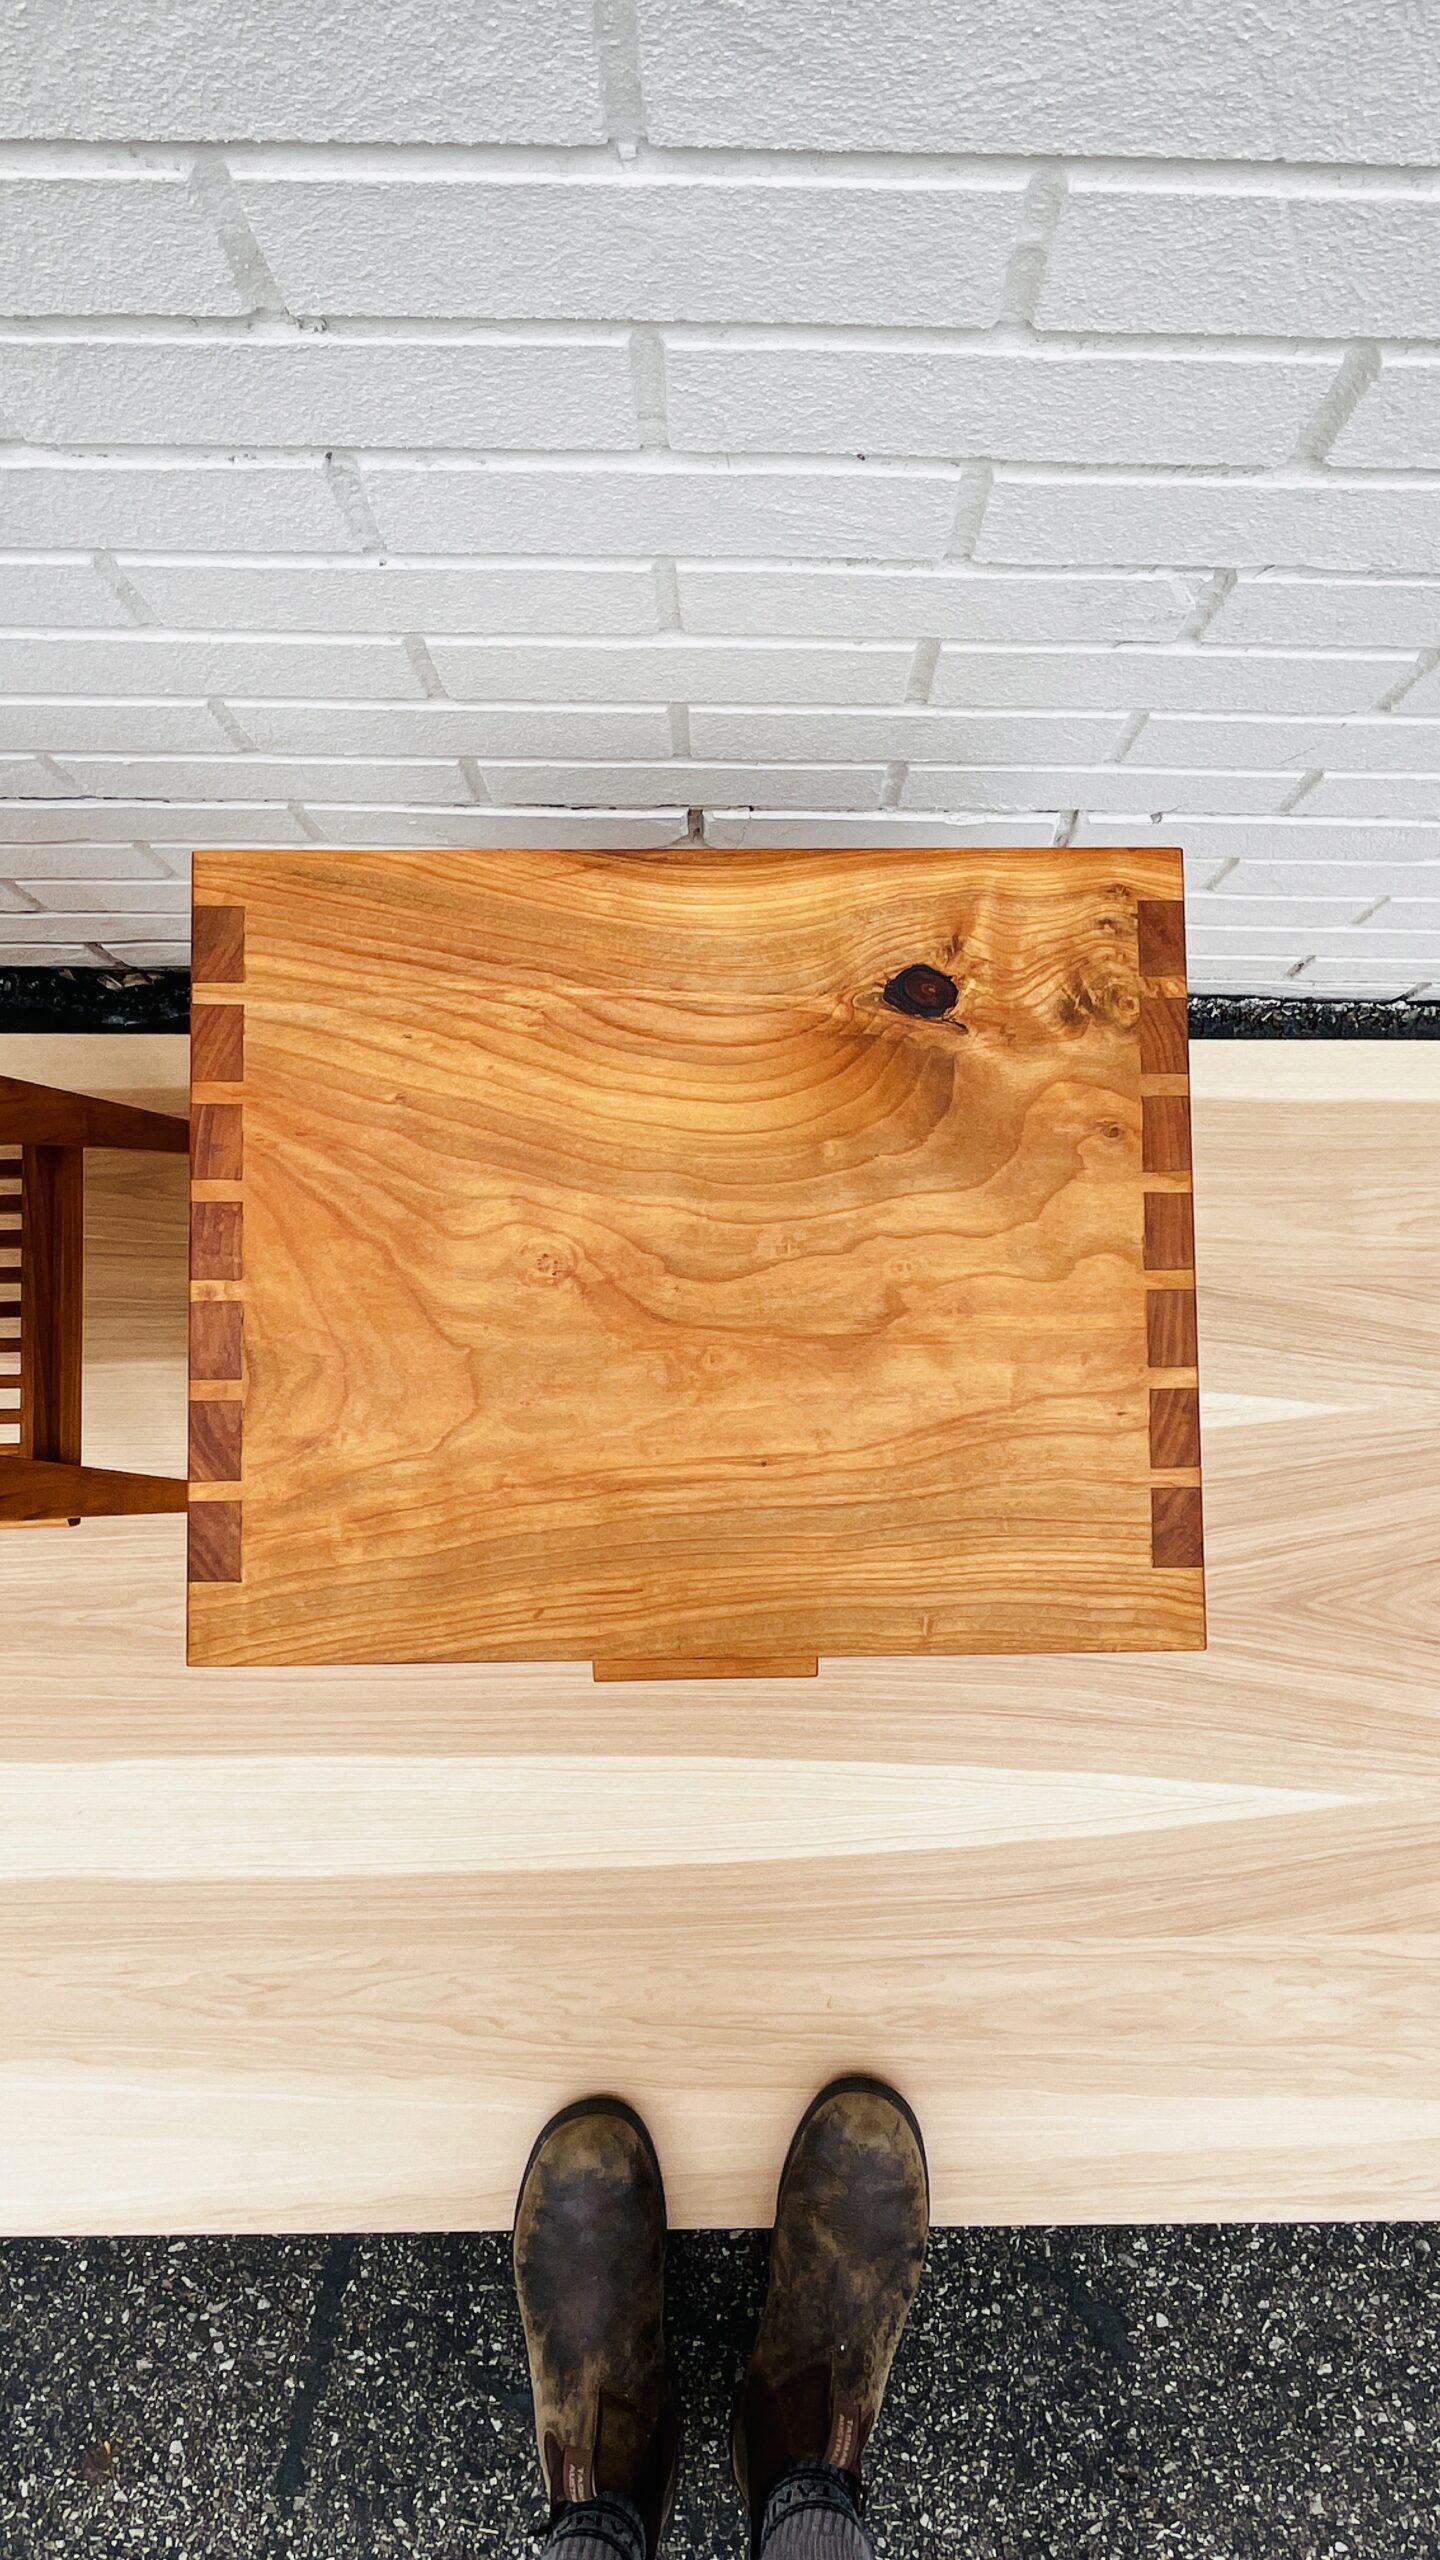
514,2097,679,2559
734,2076,929,2545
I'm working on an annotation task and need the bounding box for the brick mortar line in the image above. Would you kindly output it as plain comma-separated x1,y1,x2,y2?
8,139,1440,193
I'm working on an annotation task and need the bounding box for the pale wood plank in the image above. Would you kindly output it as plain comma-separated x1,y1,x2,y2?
0,1035,1435,2229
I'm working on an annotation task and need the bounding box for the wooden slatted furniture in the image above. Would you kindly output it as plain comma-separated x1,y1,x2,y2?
187,844,1203,1672
0,1075,189,1526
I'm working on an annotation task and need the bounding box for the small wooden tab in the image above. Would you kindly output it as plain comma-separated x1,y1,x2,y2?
591,1656,821,1682
189,1299,243,1381
188,1398,242,1484
1151,1484,1205,1569
188,1500,243,1583
191,1005,244,1084
190,1201,243,1282
1138,992,1188,1077
1137,899,1187,978
1146,1286,1198,1369
192,905,245,985
1142,1092,1193,1174
1149,1386,1202,1469
1144,1191,1195,1272
191,1103,243,1182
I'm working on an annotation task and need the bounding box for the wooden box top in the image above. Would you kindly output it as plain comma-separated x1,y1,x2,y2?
186,844,1203,1671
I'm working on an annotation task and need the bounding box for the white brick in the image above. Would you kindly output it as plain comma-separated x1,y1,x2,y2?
6,877,189,912
634,0,1440,159
0,458,353,552
1079,817,1440,868
1288,958,1435,992
1039,184,1440,339
1333,360,1440,469
0,559,134,628
51,754,474,804
300,806,693,848
1189,925,1440,960
0,699,231,753
1135,715,1440,773
977,477,1440,574
480,764,887,810
690,708,1123,763
0,802,312,844
702,812,1061,847
0,940,100,963
931,647,1400,716
1220,859,1440,901
0,755,73,796
430,639,914,705
1381,661,1440,718
234,703,674,759
0,172,245,316
362,460,961,562
3,0,603,142
0,634,424,699
677,564,1195,644
1208,577,1440,651
89,940,190,965
122,558,659,636
1305,775,1440,817
0,335,637,451
665,345,1334,469
238,170,1022,328
900,767,1300,814
1190,892,1374,932
0,911,180,947
0,843,172,877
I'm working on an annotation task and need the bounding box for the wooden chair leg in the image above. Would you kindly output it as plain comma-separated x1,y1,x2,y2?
20,1144,83,1466
0,1077,189,1527
0,1457,188,1522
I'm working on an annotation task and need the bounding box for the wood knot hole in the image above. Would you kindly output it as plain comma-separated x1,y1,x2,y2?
882,963,961,1020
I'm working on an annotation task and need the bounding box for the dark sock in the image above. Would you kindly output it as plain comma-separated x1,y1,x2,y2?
547,2491,647,2560
760,2460,867,2551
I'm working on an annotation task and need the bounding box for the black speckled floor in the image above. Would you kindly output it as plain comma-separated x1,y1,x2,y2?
3,2228,1436,2559
2,967,1440,1039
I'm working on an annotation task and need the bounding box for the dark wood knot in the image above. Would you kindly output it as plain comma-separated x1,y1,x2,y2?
882,963,961,1020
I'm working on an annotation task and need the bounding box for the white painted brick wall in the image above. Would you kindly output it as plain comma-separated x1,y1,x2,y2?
1039,182,1440,341
0,334,641,449
4,3,1440,995
234,168,1026,328
664,345,1338,468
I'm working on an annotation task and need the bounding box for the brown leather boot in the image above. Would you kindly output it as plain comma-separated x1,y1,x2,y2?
513,2097,679,2560
733,2076,929,2549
